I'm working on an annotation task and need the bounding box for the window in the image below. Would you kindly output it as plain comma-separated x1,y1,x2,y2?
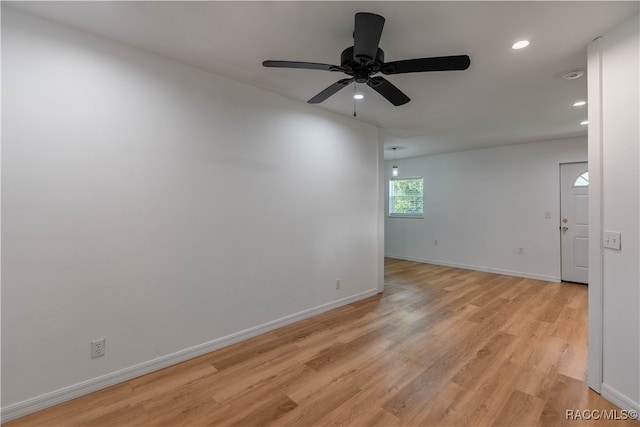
389,178,424,217
573,171,589,187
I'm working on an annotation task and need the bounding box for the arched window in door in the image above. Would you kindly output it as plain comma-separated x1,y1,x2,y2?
573,171,589,187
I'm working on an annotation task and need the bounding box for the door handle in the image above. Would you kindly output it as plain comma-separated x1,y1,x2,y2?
562,226,569,232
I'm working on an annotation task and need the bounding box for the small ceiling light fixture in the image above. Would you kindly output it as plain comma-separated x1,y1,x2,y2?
512,40,530,50
353,94,364,100
580,120,589,125
391,147,399,177
561,69,585,80
573,100,587,107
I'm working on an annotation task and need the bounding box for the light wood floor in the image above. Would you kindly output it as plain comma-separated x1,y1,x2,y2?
5,259,637,427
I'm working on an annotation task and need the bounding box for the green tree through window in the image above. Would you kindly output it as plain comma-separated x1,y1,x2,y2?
389,178,424,217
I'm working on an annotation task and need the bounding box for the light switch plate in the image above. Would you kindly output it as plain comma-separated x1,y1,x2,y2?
603,231,622,250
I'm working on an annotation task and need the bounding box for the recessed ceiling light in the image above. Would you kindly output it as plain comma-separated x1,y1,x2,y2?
512,40,530,50
580,120,589,125
573,100,587,107
353,94,364,100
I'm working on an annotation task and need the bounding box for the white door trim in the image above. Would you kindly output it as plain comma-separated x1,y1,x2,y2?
377,130,385,294
587,37,603,393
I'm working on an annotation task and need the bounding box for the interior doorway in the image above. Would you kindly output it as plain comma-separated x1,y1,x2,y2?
560,162,589,284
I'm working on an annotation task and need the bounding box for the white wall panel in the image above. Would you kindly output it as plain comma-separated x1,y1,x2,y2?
588,14,640,410
1,7,381,415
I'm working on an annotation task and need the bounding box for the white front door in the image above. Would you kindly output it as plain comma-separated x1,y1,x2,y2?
560,162,589,284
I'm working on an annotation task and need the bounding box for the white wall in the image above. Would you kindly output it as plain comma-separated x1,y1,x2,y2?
385,137,587,281
587,15,640,412
1,8,382,419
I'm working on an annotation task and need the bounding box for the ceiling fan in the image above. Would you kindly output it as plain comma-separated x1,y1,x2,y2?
263,12,471,106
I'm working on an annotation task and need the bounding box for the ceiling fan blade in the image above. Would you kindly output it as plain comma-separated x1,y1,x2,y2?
263,60,345,72
366,77,410,106
380,55,471,75
308,78,355,104
353,12,385,65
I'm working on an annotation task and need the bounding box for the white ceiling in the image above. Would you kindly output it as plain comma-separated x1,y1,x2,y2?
7,1,639,159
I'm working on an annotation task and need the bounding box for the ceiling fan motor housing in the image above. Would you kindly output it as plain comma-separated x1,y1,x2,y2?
341,46,384,82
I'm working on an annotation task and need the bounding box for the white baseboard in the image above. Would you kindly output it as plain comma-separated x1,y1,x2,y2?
1,288,378,423
601,384,640,419
385,254,561,283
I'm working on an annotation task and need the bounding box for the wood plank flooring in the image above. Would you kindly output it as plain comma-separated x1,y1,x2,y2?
5,259,637,426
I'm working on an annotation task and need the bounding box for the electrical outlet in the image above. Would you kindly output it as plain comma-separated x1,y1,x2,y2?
91,338,105,358
336,279,341,290
518,247,524,255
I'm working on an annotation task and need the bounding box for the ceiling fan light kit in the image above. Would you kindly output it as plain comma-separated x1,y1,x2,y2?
263,12,471,107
